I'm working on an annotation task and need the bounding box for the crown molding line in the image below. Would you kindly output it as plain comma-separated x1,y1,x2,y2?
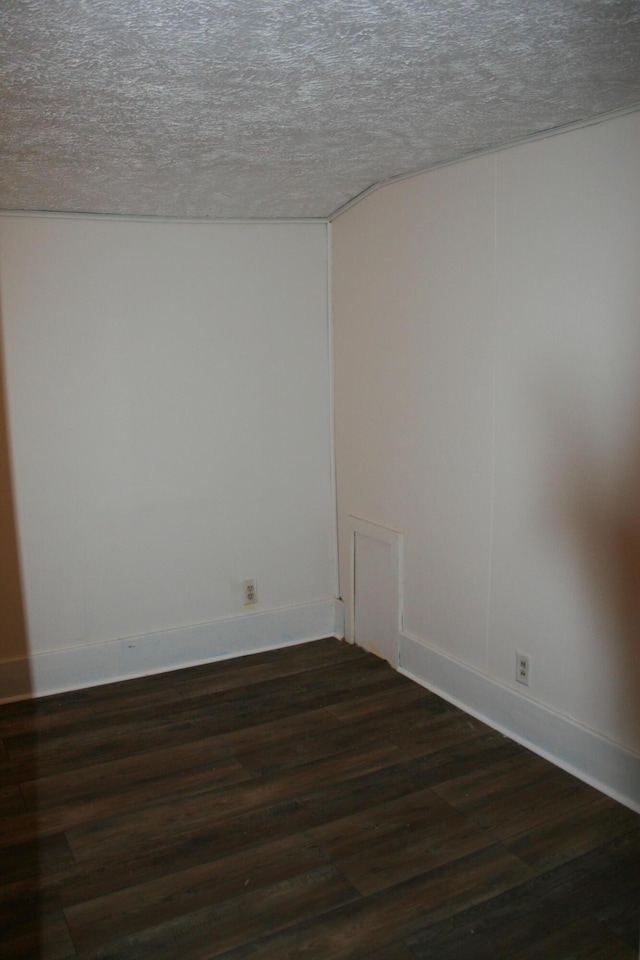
0,210,330,225
329,101,640,221
2,102,638,227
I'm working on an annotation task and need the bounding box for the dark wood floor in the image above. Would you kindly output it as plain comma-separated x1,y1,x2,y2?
1,637,638,959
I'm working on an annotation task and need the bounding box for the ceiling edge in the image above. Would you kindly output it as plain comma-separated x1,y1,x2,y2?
0,210,330,225
329,101,640,221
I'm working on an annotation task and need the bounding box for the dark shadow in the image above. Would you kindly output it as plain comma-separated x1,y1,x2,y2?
553,396,640,954
554,395,640,747
0,297,43,956
0,300,30,693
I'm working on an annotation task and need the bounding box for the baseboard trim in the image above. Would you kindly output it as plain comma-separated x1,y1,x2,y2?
399,631,640,814
0,599,344,702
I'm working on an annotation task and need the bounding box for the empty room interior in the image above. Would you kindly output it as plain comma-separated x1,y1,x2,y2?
1,2,640,957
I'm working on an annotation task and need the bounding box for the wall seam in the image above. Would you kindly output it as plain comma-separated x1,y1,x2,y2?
326,221,341,603
484,154,499,674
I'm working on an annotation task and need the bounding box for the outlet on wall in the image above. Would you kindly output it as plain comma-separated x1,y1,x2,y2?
243,578,258,605
516,652,530,686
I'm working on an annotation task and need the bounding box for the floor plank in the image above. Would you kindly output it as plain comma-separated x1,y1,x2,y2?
0,638,637,959
505,915,637,959
77,865,358,960
64,833,329,952
210,846,535,960
65,740,408,862
56,799,320,908
405,830,640,959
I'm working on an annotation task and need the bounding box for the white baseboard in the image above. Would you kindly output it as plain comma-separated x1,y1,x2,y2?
399,630,640,814
0,599,344,703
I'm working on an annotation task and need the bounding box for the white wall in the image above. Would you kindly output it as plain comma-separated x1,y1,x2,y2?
0,216,338,696
332,111,640,807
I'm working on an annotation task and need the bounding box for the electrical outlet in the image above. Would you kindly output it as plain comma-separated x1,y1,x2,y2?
516,652,530,686
243,578,257,605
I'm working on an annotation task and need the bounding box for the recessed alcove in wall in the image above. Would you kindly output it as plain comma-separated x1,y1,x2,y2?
349,516,402,669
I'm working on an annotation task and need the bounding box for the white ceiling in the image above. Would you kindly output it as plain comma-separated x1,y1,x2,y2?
2,0,640,220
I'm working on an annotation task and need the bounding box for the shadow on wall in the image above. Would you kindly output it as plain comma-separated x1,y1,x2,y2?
1,299,44,957
553,385,640,749
0,304,29,693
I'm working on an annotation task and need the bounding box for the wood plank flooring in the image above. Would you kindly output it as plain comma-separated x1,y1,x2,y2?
0,637,638,959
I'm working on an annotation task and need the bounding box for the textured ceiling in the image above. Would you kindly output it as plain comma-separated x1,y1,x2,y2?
1,0,640,220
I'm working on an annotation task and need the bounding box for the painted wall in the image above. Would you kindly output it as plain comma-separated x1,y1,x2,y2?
332,112,640,802
0,216,337,696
